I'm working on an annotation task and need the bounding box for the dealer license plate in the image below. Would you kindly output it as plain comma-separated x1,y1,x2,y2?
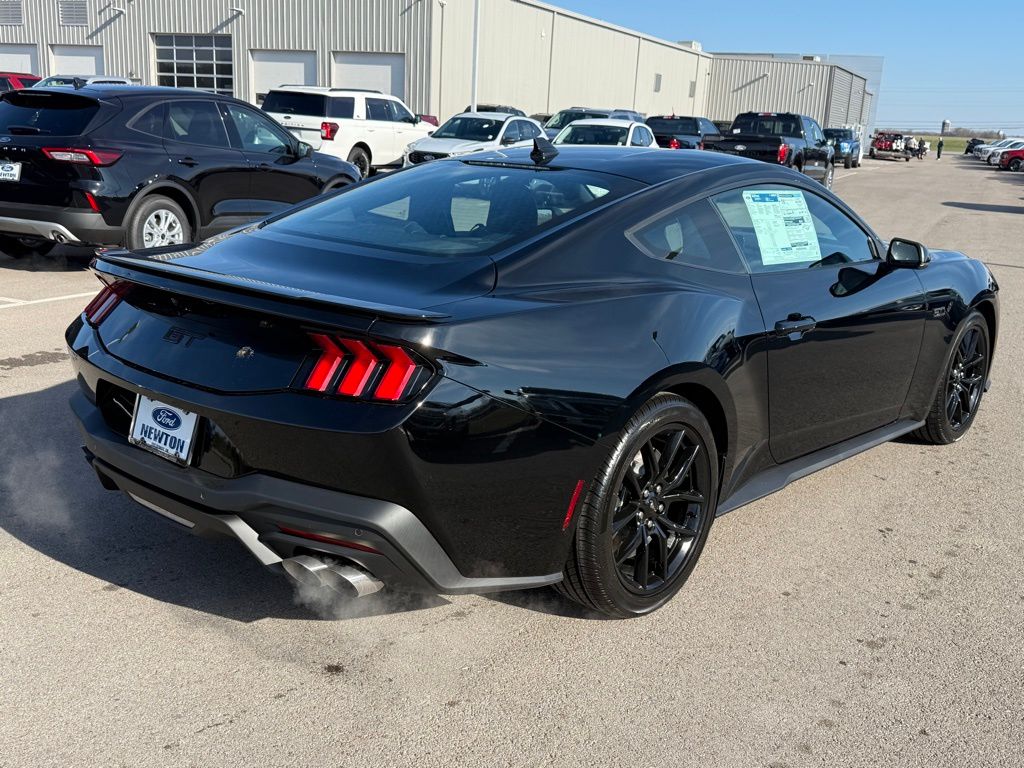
0,162,22,182
129,395,200,465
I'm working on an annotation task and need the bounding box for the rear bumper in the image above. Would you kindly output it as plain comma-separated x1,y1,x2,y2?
0,201,121,245
72,390,561,594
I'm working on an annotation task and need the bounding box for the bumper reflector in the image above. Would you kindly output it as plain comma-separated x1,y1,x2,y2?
277,524,382,555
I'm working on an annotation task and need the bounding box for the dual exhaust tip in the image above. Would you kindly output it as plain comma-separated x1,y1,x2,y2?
282,554,384,599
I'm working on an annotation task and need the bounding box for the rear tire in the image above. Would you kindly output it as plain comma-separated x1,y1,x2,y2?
347,147,371,178
1010,158,1022,172
912,311,990,445
556,394,719,618
126,196,191,250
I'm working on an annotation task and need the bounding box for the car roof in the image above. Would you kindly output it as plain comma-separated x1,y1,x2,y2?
450,111,518,121
26,84,233,100
0,71,38,77
563,118,639,128
453,144,759,184
270,85,389,96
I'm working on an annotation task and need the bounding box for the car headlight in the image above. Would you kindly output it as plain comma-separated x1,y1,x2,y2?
840,142,850,152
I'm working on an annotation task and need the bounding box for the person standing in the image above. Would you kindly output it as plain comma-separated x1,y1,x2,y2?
937,137,944,159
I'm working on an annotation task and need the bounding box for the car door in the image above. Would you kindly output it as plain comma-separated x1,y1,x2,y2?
804,118,829,179
388,98,424,158
161,99,249,233
364,97,398,166
221,101,321,217
498,119,521,148
712,184,927,463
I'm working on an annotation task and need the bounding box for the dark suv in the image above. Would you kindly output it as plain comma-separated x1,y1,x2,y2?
0,86,358,255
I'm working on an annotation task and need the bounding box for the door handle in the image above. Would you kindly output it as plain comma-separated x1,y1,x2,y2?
177,157,199,167
774,315,817,337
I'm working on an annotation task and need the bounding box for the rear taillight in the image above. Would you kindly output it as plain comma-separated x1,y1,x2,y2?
321,122,339,141
302,333,429,403
698,141,705,151
777,143,789,164
83,282,131,326
668,138,681,150
42,147,123,166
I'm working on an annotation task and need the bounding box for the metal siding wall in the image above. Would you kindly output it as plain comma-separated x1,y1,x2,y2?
707,57,831,125
0,0,434,111
635,40,705,117
827,67,853,127
547,13,642,112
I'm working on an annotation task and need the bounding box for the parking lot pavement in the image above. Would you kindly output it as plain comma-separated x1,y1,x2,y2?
1,157,1021,768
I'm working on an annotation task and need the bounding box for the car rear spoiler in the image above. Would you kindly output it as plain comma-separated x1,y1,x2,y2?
92,250,451,324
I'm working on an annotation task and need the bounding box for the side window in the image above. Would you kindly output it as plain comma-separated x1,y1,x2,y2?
520,121,542,140
711,186,875,273
389,99,415,123
365,98,390,122
327,97,355,119
225,104,291,153
164,100,230,147
629,127,645,147
130,102,167,138
0,78,11,93
501,121,521,144
628,198,745,273
700,118,720,137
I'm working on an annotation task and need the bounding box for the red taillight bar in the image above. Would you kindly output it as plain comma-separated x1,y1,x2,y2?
777,143,789,164
83,282,131,326
277,524,382,554
43,147,123,166
321,122,339,141
303,333,427,402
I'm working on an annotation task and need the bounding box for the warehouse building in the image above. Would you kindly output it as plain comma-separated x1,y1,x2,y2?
0,0,876,135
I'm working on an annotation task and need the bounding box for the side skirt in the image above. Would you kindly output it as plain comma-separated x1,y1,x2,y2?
716,418,924,516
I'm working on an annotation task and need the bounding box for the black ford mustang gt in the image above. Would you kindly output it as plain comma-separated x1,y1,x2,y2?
66,145,999,617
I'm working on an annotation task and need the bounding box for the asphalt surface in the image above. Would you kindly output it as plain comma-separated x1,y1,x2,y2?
1,155,1022,768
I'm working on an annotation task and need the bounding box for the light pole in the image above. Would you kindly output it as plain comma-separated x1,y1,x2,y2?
470,0,480,112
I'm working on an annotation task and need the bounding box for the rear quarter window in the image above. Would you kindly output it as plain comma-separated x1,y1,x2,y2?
0,90,101,136
261,91,328,117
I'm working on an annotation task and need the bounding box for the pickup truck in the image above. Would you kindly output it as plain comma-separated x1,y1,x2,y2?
868,133,910,162
824,127,861,169
711,112,835,188
645,115,723,150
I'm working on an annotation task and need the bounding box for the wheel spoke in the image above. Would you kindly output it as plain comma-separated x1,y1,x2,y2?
962,329,979,361
653,524,669,580
640,441,658,481
623,469,643,500
661,490,703,505
613,508,638,535
665,445,700,491
615,528,643,566
633,533,649,588
657,513,698,538
946,389,959,421
655,430,686,484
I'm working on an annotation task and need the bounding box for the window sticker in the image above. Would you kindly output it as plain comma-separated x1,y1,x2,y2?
741,190,821,265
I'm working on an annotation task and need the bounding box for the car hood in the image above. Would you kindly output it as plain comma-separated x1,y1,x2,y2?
410,136,495,155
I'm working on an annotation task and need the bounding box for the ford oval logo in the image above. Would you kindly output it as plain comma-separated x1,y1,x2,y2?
0,164,12,172
151,407,182,430
735,144,746,151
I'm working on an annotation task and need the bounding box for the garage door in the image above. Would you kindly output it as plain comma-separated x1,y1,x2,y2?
251,49,316,104
332,52,405,98
0,44,39,74
50,45,104,76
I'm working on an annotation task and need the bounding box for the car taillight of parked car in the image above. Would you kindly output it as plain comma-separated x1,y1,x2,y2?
777,144,789,164
42,147,123,166
302,333,431,403
321,122,339,141
83,282,132,326
668,138,681,150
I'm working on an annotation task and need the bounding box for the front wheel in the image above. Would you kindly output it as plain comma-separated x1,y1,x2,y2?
556,395,719,618
844,155,852,169
912,311,990,445
1010,158,1022,172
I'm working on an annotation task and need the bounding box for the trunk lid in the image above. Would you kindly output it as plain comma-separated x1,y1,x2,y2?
713,134,784,163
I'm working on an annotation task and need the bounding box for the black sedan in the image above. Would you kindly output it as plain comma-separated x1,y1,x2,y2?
66,145,999,618
0,86,358,256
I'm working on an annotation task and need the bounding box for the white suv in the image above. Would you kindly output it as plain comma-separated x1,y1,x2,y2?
262,87,432,177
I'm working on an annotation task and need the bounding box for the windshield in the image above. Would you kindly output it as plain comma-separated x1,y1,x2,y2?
544,110,608,130
824,129,854,140
265,161,643,257
646,118,699,135
554,124,629,146
731,114,801,136
0,90,99,135
432,116,505,142
36,76,84,88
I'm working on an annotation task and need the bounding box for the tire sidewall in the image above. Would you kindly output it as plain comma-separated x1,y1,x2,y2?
127,196,191,250
347,147,370,178
583,396,719,616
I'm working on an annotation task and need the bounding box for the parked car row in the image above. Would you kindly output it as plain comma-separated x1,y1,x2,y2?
970,136,1024,167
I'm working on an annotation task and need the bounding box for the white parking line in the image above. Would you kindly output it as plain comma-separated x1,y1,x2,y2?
0,291,96,310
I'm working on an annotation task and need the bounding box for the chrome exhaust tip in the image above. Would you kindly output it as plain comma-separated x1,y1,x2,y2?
282,555,384,599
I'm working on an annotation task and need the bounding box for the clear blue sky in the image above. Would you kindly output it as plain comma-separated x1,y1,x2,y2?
555,0,1021,132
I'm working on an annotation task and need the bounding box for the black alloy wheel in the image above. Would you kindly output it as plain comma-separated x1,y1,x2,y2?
610,426,711,595
347,147,371,179
914,311,990,444
1010,158,1022,172
557,395,718,618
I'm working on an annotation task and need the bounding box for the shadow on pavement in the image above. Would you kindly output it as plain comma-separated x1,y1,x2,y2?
0,380,443,622
942,201,1024,215
0,246,94,272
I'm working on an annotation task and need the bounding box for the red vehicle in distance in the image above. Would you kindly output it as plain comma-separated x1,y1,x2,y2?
0,72,40,92
998,147,1024,172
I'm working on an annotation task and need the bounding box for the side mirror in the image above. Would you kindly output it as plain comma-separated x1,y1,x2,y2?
501,136,517,146
886,238,930,268
427,130,434,137
827,138,835,146
296,141,313,158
